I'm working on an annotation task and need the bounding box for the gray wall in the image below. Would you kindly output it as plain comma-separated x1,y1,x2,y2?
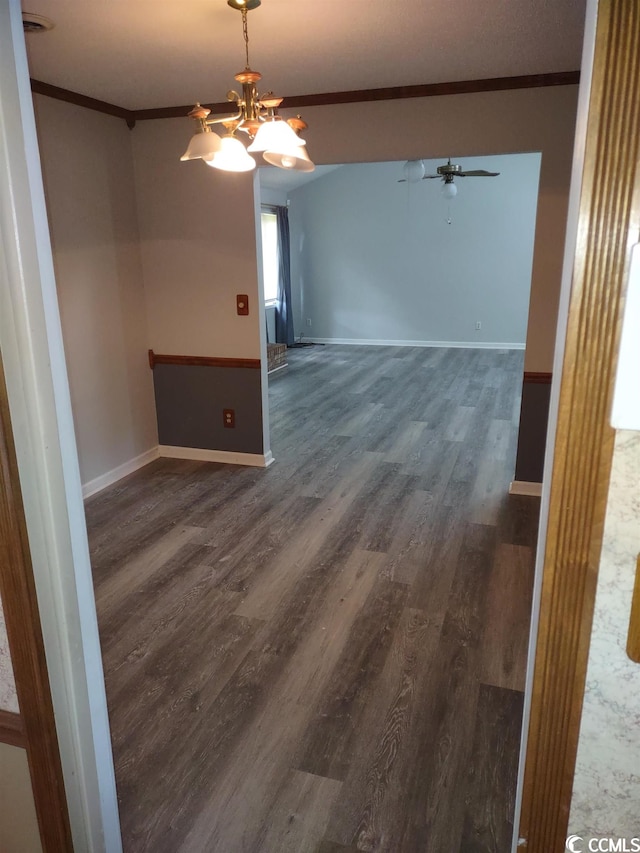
258,184,288,207
153,364,264,454
288,154,541,346
293,86,578,372
514,379,551,482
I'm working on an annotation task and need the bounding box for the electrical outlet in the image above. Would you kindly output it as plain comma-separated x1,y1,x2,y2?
236,294,249,316
475,321,482,331
223,409,235,428
306,318,312,327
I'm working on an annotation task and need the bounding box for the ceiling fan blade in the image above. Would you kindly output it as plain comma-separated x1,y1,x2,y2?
397,179,407,183
457,170,500,177
422,174,442,179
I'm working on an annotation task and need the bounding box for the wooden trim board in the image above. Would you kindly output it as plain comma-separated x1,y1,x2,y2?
132,71,581,121
30,71,580,124
509,481,543,497
518,2,640,850
0,709,25,748
523,372,553,384
158,445,274,468
30,79,134,124
149,350,261,370
627,554,640,664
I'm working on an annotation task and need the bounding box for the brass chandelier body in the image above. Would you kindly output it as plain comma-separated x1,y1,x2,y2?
181,0,314,173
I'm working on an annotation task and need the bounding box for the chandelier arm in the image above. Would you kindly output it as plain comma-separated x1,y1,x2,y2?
205,110,244,127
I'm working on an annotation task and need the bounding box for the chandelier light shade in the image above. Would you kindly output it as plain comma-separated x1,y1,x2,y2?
263,145,315,172
206,134,256,172
262,115,315,172
247,118,305,153
180,128,222,161
180,0,314,174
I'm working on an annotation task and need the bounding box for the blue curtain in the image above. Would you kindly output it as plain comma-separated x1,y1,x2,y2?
275,206,294,346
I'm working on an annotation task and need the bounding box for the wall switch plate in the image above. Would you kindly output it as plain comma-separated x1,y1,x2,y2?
223,409,235,428
475,321,482,330
237,294,249,316
306,318,312,327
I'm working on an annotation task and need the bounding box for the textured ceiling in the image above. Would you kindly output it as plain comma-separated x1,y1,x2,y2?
23,0,587,111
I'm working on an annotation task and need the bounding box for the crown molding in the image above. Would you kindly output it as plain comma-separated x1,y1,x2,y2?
30,70,580,126
30,78,135,126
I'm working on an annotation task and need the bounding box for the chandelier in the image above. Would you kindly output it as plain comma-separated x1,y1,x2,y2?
180,0,315,174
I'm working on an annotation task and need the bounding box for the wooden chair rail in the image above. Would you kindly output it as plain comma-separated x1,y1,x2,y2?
148,350,261,370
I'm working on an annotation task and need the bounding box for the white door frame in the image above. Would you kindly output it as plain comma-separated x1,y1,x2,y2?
510,0,598,847
0,0,121,848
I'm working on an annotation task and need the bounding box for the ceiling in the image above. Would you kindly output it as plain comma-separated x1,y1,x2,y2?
23,0,587,112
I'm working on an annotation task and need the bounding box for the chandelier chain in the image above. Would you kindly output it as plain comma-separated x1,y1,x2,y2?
242,8,250,69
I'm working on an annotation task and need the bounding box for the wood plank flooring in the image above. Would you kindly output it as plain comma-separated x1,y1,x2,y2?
85,344,539,853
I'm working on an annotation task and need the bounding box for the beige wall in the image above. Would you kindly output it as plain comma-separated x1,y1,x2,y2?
284,84,579,371
131,118,263,359
0,743,42,853
33,96,158,487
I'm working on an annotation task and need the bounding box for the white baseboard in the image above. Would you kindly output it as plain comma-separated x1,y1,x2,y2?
308,337,526,350
509,480,542,497
159,445,274,468
82,446,160,498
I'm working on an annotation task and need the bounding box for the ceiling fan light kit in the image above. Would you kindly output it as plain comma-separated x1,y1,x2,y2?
398,157,500,195
181,0,315,174
403,159,426,183
441,179,458,199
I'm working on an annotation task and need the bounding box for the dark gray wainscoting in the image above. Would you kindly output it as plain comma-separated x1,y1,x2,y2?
152,363,264,454
514,373,552,483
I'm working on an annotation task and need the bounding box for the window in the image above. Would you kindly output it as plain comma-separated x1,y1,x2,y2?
261,211,279,305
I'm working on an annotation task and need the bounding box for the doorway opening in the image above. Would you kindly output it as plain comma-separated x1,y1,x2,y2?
233,152,546,849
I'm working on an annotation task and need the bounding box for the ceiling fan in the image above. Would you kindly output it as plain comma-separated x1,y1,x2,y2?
399,158,500,197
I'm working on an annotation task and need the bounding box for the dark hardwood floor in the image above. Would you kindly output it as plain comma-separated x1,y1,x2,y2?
85,344,539,853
